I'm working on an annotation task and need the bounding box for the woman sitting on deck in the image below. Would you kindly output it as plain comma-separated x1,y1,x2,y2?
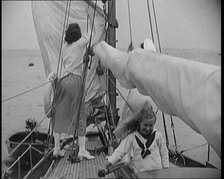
103,101,169,173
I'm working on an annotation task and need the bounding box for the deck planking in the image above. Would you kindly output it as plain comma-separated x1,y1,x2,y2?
44,136,116,179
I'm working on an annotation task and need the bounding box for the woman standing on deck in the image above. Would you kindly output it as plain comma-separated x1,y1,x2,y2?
44,22,94,160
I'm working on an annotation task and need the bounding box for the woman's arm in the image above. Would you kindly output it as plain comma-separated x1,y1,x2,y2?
44,72,56,118
108,134,133,165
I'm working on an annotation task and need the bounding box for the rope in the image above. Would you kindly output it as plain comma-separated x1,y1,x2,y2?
170,115,178,151
155,108,159,114
45,1,73,149
2,80,51,103
102,96,113,140
207,144,210,162
147,2,207,162
68,1,98,158
59,0,72,78
87,0,98,50
52,0,100,145
150,0,171,149
181,143,208,153
105,70,134,112
108,96,116,127
162,112,169,148
2,3,72,167
152,0,162,53
127,0,134,52
61,0,112,146
146,0,155,43
57,0,72,78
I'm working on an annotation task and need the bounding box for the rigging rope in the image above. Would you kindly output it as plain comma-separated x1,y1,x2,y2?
150,2,202,157
127,0,134,52
2,80,51,103
57,0,72,78
87,0,98,50
102,97,113,140
47,2,72,147
162,112,169,147
103,69,134,112
152,0,162,53
170,115,178,151
180,143,208,153
44,1,74,153
146,0,155,43
65,1,99,158
1,2,74,169
62,0,98,141
150,0,171,148
59,0,72,78
3,1,107,176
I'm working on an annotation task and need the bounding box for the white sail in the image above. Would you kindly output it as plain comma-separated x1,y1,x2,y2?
93,41,221,158
32,1,106,103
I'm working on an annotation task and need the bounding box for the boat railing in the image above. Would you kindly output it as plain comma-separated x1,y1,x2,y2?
4,145,31,179
23,148,53,179
2,108,53,179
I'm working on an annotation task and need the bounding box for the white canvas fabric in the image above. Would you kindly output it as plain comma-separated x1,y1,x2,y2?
93,41,221,158
117,39,156,137
143,38,156,51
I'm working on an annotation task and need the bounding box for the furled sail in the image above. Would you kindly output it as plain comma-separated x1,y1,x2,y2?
93,41,221,158
32,1,106,104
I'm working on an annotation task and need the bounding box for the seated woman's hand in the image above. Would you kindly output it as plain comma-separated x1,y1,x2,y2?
97,161,112,177
98,166,108,177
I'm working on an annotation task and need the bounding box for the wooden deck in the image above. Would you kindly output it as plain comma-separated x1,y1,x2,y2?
42,136,116,179
41,135,181,179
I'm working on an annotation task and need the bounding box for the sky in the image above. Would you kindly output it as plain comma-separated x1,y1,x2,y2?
2,0,221,51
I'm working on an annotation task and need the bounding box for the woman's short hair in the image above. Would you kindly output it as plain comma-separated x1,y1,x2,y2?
65,23,82,44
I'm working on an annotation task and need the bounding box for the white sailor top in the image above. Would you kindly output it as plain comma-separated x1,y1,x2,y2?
108,129,169,173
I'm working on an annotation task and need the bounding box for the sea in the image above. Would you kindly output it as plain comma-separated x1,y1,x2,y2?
1,48,221,169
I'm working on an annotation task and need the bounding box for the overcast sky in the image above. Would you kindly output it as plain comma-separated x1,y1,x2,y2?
2,0,221,51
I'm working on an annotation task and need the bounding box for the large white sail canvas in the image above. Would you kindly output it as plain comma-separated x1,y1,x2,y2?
93,41,221,158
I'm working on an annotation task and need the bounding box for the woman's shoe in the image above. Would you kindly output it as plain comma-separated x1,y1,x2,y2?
78,150,95,160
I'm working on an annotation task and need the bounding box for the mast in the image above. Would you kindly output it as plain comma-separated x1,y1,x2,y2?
107,0,118,125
